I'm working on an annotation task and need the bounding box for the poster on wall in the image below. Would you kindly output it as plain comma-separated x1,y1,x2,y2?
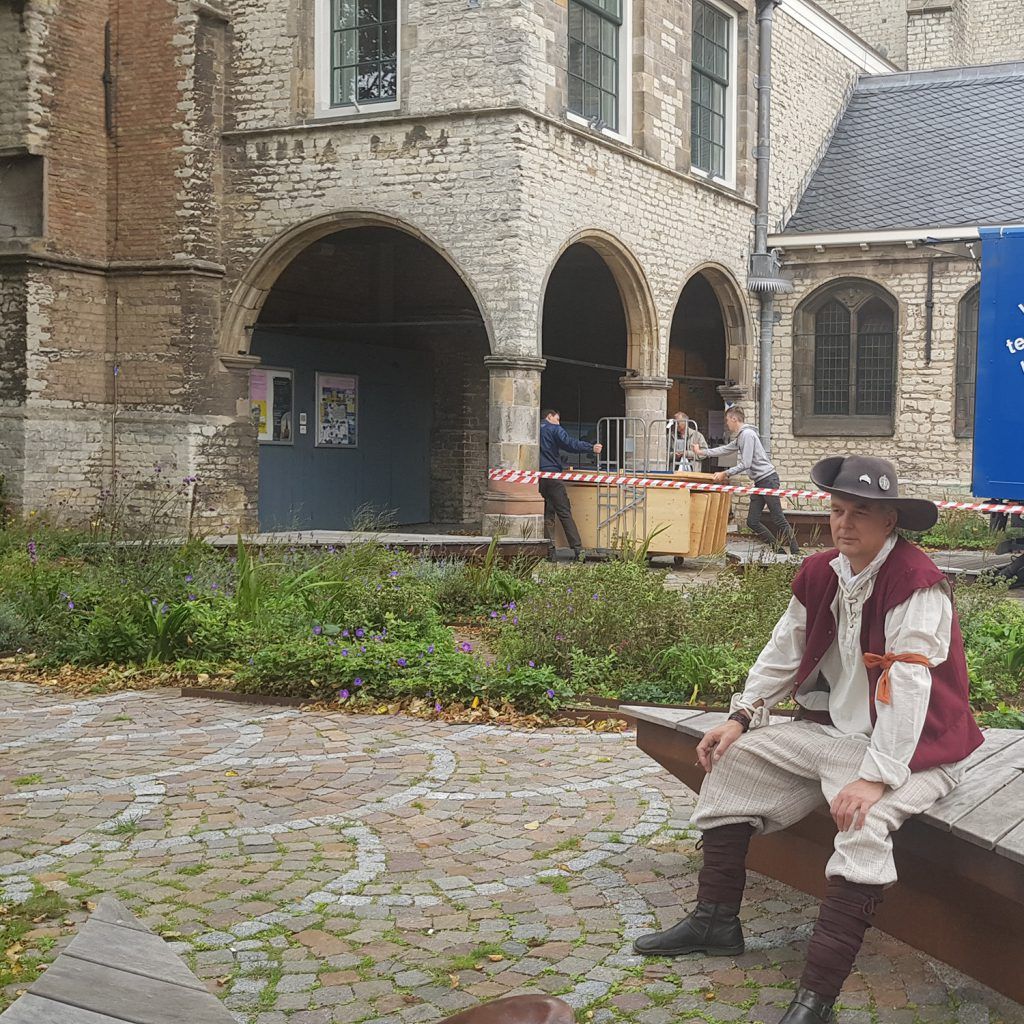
250,368,294,443
316,372,358,447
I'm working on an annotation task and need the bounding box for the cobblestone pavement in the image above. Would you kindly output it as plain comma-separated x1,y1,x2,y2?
2,682,1022,1024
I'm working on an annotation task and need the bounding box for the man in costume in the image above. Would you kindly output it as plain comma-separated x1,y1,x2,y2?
633,456,983,1024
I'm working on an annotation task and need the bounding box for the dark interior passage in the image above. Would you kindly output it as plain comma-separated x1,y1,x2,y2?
541,243,628,452
668,273,728,442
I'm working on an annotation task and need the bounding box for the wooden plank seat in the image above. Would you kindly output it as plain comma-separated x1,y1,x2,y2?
625,706,1024,1005
0,896,235,1024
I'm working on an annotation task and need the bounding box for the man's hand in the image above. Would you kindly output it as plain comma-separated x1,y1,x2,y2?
696,721,745,772
592,443,603,455
830,779,886,832
713,471,729,483
691,443,702,457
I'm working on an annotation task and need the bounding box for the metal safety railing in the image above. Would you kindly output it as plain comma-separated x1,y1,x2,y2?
592,417,700,550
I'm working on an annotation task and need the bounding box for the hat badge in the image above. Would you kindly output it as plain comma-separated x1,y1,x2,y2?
878,474,891,492
858,474,872,485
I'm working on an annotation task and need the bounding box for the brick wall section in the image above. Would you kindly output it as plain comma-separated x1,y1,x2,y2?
0,269,28,405
770,248,978,495
967,0,1024,64
0,0,50,152
770,9,860,230
813,0,907,66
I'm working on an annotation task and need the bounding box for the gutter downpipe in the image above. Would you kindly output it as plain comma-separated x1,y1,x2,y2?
748,0,791,454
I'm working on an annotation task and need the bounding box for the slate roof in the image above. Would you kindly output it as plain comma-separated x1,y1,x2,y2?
783,62,1024,235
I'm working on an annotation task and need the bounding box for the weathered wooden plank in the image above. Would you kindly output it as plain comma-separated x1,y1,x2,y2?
675,711,729,738
29,957,234,1024
66,919,207,992
0,992,129,1024
618,706,705,728
994,816,1024,867
950,772,1024,850
920,766,1020,830
90,897,151,934
961,731,1024,774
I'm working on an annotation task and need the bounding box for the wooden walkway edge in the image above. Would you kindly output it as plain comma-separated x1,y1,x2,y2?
0,897,234,1024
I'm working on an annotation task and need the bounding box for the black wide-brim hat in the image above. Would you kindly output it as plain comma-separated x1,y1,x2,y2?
810,455,939,533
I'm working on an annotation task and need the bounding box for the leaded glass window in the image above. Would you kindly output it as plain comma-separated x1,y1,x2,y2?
691,0,730,178
955,286,979,438
813,301,851,415
331,0,398,107
794,282,898,436
568,0,622,132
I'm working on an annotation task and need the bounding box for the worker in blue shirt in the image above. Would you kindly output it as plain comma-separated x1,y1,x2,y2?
539,409,603,559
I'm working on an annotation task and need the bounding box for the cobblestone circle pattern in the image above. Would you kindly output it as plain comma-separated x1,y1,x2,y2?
2,682,1022,1024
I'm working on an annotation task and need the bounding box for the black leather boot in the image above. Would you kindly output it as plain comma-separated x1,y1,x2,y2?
632,901,743,957
779,987,837,1023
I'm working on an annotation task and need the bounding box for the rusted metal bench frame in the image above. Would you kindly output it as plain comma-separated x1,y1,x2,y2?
628,708,1024,1005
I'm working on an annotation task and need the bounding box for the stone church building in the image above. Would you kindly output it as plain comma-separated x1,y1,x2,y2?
1,0,1022,534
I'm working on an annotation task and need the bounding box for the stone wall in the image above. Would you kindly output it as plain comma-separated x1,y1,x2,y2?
812,0,907,65
770,8,862,230
769,246,978,495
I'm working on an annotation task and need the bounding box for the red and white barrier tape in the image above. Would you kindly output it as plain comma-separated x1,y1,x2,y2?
488,468,1024,516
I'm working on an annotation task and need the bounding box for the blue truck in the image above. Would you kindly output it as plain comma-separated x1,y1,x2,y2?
974,227,1024,586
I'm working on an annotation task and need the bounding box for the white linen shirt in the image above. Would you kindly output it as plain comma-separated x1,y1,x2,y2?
733,534,955,789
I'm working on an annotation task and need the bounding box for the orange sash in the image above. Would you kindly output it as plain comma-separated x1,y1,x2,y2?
862,651,932,705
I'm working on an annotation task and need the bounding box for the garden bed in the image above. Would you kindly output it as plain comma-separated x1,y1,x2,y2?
1,518,1022,727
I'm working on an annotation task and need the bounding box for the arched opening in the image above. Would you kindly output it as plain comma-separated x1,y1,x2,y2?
667,271,729,445
541,244,626,445
248,225,489,530
539,237,656,460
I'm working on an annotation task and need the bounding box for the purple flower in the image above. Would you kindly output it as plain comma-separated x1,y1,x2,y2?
188,594,196,602
185,574,193,583
342,629,350,638
327,545,336,554
354,677,363,687
151,597,158,606
312,625,323,636
490,611,499,619
160,603,169,615
592,593,600,601
434,701,442,713
459,641,473,653
397,658,408,668
528,660,535,668
339,689,350,700
427,644,435,655
355,628,365,638
389,570,399,578
211,582,219,591
556,633,565,642
508,601,517,611
546,688,556,698
567,588,573,595
360,645,366,653
512,617,518,625
340,648,349,657
67,600,75,611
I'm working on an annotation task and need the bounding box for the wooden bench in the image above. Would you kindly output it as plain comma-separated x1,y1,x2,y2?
625,706,1024,1005
0,896,235,1024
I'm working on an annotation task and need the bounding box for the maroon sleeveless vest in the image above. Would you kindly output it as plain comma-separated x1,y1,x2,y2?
791,537,983,772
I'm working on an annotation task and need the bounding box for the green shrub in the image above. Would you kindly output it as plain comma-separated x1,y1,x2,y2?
0,600,32,653
493,559,685,685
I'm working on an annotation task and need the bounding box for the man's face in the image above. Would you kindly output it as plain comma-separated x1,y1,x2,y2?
546,412,560,425
674,414,686,427
829,497,897,564
725,414,740,434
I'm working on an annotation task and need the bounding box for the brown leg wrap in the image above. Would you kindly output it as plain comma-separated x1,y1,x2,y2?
800,876,885,999
695,823,755,905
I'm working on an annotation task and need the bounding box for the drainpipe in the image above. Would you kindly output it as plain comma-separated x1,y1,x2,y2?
747,0,792,454
924,258,935,365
